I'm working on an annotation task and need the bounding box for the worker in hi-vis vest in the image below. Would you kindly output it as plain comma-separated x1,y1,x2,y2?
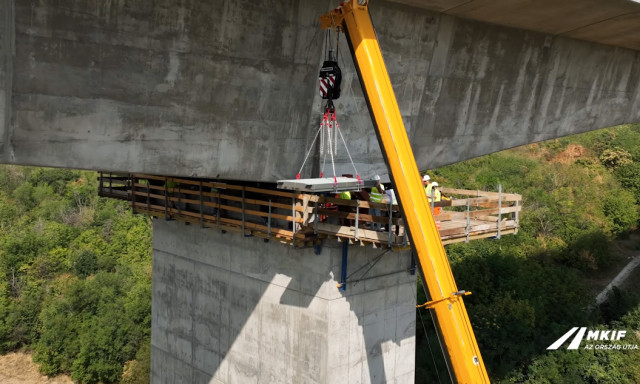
430,181,442,215
422,174,432,197
430,182,442,202
369,175,385,231
339,191,351,200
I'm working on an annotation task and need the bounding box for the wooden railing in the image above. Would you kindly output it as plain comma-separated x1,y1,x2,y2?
98,172,521,248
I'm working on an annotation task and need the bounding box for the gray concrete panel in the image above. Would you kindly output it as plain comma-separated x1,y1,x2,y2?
2,0,639,181
151,219,416,383
0,0,14,162
390,0,640,51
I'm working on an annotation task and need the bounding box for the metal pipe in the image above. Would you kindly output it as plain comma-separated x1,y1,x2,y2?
340,241,348,291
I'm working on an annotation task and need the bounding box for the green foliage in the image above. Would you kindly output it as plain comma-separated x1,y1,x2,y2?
603,189,638,236
419,124,640,383
71,250,98,278
599,287,640,324
615,162,640,203
0,165,151,383
120,341,151,384
600,148,633,169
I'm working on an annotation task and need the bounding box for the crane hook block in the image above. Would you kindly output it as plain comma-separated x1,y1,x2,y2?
319,60,342,100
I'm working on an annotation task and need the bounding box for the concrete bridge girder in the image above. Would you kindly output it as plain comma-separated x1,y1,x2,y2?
0,0,638,181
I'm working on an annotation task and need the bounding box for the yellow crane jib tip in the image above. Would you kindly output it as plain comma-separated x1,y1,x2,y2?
417,290,472,309
319,0,369,30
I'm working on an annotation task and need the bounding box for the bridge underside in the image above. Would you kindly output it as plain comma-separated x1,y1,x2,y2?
399,0,640,51
1,0,639,181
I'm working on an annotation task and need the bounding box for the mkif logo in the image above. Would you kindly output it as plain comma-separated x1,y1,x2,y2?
547,327,635,350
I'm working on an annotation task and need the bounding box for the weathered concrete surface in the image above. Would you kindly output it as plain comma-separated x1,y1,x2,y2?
0,0,13,162
398,0,640,51
151,220,416,384
1,0,640,181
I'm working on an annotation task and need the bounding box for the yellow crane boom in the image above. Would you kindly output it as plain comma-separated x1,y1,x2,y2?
319,1,490,382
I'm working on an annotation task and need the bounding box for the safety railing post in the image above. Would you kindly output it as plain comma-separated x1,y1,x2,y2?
242,186,246,238
199,181,204,228
291,193,296,247
388,202,393,246
402,226,408,247
146,179,150,212
131,175,136,212
313,201,319,235
164,177,169,220
354,200,359,241
514,199,519,234
497,184,502,239
177,181,182,217
430,189,435,211
268,200,272,237
466,199,470,243
216,191,221,227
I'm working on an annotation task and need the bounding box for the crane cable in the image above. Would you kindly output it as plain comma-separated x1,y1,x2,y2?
413,277,445,384
295,31,362,186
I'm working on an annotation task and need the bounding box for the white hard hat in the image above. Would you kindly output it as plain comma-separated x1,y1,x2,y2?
422,174,430,181
373,175,381,181
432,181,439,187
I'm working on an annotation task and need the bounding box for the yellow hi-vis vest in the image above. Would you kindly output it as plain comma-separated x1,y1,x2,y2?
339,191,351,200
425,184,433,198
428,188,442,202
427,186,442,202
370,186,384,203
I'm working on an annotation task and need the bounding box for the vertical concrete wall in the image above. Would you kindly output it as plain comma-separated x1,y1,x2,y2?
152,219,416,384
0,0,13,161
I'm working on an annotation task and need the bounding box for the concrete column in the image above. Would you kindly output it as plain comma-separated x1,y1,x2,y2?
0,0,14,162
151,219,416,384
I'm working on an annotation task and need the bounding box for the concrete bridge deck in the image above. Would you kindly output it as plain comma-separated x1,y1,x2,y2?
2,0,640,182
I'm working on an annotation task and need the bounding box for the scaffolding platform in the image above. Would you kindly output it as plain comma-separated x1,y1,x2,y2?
98,172,522,249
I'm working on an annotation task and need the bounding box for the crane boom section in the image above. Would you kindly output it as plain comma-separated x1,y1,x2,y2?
320,1,490,382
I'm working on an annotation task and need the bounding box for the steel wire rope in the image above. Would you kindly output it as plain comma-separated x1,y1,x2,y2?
297,122,326,178
336,120,361,181
412,278,445,384
327,117,338,182
321,126,328,177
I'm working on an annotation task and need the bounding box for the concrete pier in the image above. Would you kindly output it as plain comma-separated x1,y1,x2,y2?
151,219,416,384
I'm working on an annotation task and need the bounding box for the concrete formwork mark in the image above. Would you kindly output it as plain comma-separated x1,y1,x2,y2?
151,219,416,383
415,16,640,170
1,0,15,163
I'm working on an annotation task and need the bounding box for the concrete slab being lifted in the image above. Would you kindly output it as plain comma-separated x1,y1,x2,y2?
277,177,364,192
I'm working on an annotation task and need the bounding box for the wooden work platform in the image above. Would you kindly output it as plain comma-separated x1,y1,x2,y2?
98,172,521,249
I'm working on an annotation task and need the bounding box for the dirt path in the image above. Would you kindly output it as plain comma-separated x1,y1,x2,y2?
0,352,73,384
595,255,640,305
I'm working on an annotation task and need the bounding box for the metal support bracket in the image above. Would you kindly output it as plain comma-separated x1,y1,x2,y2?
417,290,472,309
339,241,348,291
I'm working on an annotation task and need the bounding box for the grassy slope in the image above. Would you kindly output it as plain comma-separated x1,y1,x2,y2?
417,125,640,383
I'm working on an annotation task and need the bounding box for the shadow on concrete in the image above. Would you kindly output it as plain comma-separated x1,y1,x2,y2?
151,219,416,383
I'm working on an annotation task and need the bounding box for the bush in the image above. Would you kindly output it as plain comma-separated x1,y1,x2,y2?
603,189,638,236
